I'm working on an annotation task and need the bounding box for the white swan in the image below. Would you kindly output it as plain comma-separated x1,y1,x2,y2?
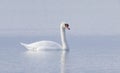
20,22,70,50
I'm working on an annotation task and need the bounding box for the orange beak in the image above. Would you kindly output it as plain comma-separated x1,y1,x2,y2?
67,27,70,30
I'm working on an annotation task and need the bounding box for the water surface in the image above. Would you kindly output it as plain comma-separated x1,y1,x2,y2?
0,36,120,73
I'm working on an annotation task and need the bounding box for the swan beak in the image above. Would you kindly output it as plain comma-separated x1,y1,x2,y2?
67,27,70,30
66,26,70,30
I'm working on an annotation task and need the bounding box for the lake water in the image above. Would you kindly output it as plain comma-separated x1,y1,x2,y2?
0,36,120,73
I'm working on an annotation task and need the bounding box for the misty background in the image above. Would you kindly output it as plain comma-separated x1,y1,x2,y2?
0,1,120,73
0,0,120,37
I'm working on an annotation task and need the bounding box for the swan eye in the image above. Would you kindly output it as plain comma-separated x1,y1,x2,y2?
65,24,69,27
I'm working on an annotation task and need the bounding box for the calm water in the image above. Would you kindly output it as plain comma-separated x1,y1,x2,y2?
0,36,120,73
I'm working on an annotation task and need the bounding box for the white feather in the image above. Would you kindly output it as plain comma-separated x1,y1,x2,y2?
20,22,70,50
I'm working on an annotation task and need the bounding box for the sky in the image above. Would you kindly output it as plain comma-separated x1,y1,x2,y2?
0,0,120,37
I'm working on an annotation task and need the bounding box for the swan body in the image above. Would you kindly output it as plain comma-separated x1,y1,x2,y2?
21,22,70,50
21,41,61,50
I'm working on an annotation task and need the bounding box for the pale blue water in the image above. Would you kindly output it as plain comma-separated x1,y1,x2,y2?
0,36,120,73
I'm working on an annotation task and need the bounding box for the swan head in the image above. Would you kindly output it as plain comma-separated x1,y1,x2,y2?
61,22,70,30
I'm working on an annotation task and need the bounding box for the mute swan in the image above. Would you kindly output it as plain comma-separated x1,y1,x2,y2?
20,22,70,50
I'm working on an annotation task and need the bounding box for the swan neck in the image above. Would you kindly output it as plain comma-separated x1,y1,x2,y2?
60,27,68,49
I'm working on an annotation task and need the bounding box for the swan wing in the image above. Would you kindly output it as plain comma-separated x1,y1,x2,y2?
21,40,61,50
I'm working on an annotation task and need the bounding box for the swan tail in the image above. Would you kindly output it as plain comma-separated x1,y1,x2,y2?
20,42,28,48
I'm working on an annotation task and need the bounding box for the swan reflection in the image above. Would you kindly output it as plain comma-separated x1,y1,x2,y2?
61,51,69,73
24,50,48,59
23,50,69,73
